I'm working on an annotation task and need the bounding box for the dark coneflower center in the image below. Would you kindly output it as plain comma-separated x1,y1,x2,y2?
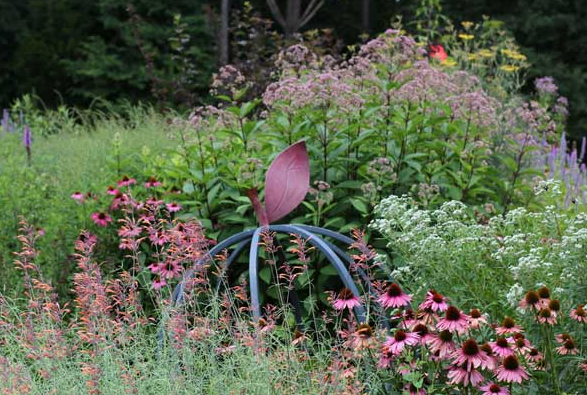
98,213,106,220
357,324,373,338
121,175,130,182
463,339,479,356
525,291,540,305
445,306,461,321
470,309,481,318
115,192,124,199
404,309,414,320
394,330,407,342
548,299,560,312
560,333,571,341
502,317,515,328
413,324,428,337
386,283,402,297
577,305,586,317
339,288,354,300
564,339,576,350
480,342,493,355
496,337,509,348
439,330,453,342
529,348,539,356
539,308,552,318
294,329,304,340
432,292,444,303
537,286,550,299
489,384,501,393
515,338,526,348
503,355,519,370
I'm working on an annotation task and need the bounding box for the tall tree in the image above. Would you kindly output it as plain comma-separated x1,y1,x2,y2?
265,0,324,38
362,0,370,34
219,0,230,64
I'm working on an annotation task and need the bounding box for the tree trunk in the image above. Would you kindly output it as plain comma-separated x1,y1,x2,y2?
285,0,302,38
219,0,230,65
362,0,370,35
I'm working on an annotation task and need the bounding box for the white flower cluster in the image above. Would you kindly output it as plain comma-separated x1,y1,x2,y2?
372,194,587,309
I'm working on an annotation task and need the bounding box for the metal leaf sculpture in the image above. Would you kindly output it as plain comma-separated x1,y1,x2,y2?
162,140,392,347
264,141,309,223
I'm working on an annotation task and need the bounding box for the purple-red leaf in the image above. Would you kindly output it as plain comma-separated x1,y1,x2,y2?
264,141,310,223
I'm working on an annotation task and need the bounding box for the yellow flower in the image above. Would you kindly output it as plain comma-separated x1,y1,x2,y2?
458,33,475,40
500,65,520,73
442,58,457,67
477,49,494,58
461,21,474,30
468,54,478,61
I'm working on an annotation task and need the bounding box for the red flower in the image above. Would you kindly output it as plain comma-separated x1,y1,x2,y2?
429,44,448,61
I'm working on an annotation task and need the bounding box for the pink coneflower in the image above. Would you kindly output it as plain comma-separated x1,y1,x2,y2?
146,197,164,207
292,329,308,345
495,356,529,383
526,347,543,363
548,299,561,314
91,212,112,227
144,176,162,188
436,306,470,333
496,317,522,335
468,308,487,329
158,260,182,279
479,342,498,370
570,304,587,323
427,330,456,359
579,360,587,372
117,175,136,187
512,333,531,354
106,185,119,195
537,308,557,325
147,263,160,273
555,333,572,344
556,338,578,355
378,346,394,368
332,288,361,311
256,317,276,333
383,329,420,356
419,290,448,312
416,308,439,326
399,308,418,330
479,382,510,395
519,290,542,311
447,363,484,387
166,202,182,212
404,383,426,395
412,323,433,345
152,277,167,290
351,323,375,350
71,191,84,201
537,286,551,306
378,283,412,309
452,339,492,371
490,337,514,358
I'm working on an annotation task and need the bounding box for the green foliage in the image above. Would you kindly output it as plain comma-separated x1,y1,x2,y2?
0,105,174,295
65,0,214,106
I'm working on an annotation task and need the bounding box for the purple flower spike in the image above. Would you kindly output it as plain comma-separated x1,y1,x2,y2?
1,109,13,133
23,125,32,148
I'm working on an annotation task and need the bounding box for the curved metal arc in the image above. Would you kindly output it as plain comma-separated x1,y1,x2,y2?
268,224,366,323
172,229,256,304
214,238,252,294
248,227,264,320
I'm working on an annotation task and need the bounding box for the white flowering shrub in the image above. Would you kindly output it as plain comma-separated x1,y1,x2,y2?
371,188,587,315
